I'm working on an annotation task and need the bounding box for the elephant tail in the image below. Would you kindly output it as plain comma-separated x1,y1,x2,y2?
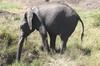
78,16,84,41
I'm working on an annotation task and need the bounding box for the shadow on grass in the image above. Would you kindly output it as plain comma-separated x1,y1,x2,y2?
76,45,91,56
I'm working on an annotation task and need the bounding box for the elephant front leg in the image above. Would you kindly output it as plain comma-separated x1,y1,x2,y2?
41,34,50,52
16,37,25,61
39,26,50,52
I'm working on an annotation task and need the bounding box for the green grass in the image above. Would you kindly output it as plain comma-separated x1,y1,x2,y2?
0,1,100,65
0,1,22,11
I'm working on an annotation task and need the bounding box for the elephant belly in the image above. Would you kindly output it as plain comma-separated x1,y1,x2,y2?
45,16,78,36
46,23,77,36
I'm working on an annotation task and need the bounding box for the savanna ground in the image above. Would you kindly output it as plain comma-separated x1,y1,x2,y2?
0,0,100,66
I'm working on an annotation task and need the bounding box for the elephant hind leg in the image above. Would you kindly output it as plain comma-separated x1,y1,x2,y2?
49,33,57,53
60,35,68,54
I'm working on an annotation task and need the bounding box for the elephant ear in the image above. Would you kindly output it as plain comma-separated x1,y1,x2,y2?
26,8,33,30
25,7,41,30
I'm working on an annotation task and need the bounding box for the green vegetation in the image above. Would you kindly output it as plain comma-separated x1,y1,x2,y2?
0,0,22,11
0,1,100,66
92,12,100,27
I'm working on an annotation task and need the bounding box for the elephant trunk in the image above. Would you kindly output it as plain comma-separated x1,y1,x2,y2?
16,37,25,61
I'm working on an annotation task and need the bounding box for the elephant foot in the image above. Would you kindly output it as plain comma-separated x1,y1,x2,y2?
39,45,44,51
39,45,50,52
60,48,66,54
49,48,56,54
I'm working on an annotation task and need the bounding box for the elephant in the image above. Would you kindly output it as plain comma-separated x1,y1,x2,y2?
45,0,49,2
16,3,84,61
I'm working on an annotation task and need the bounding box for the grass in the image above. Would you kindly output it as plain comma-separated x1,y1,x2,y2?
0,0,22,11
0,1,100,66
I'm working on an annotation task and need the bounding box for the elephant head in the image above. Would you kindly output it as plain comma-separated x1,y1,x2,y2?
16,7,41,61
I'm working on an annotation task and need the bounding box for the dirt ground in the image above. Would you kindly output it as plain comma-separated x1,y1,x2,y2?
77,0,100,9
1,0,100,14
19,0,100,10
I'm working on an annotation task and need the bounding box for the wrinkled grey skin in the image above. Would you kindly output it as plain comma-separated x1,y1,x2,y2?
17,3,84,61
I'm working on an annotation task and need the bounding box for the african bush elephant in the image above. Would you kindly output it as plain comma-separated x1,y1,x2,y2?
45,0,49,2
16,3,84,61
